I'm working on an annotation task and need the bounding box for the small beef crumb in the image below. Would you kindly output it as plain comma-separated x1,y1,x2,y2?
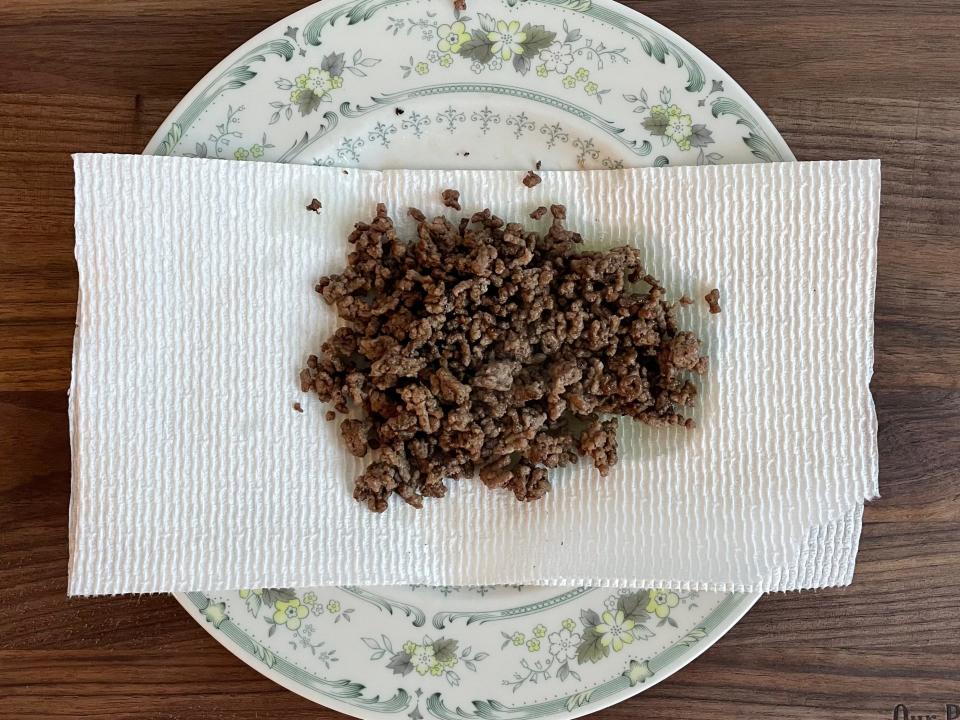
679,295,693,305
453,0,466,10
440,188,461,211
341,419,369,457
522,171,542,188
306,198,322,213
302,197,709,511
535,160,542,171
705,288,722,314
530,206,548,220
395,107,405,116
293,402,304,413
325,410,336,422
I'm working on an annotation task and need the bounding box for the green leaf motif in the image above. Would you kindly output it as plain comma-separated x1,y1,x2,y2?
690,123,714,148
297,89,324,116
201,600,227,628
459,30,494,64
432,637,459,663
512,54,531,75
387,651,414,676
260,588,297,605
244,592,262,617
157,122,183,156
565,689,595,712
616,591,650,623
642,109,669,136
477,12,496,31
580,608,601,630
252,642,277,669
321,51,345,77
576,627,609,664
519,24,556,57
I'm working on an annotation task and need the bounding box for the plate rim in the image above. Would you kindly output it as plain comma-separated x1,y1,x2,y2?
151,0,789,715
174,590,759,719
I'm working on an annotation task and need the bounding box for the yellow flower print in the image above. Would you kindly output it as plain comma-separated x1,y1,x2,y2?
415,61,429,75
561,618,576,632
233,147,248,160
584,81,598,95
536,64,548,77
329,75,343,89
326,599,341,613
439,53,453,68
273,598,308,630
409,644,437,676
533,624,547,638
306,67,332,92
526,638,541,652
250,144,264,158
436,21,471,53
487,20,527,61
574,67,589,82
594,610,636,652
511,631,525,646
562,75,577,89
645,589,680,618
302,591,317,605
291,67,332,105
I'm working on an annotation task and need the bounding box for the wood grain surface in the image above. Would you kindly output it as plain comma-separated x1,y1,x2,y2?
1,1,958,717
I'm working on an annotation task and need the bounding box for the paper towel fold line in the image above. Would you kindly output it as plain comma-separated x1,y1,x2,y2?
69,154,880,595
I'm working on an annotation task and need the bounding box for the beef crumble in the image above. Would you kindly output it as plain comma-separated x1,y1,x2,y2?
301,200,709,511
704,288,722,314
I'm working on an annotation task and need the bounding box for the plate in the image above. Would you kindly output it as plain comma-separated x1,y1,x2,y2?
145,0,792,716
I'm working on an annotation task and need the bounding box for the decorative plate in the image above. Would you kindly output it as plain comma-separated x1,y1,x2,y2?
146,0,792,716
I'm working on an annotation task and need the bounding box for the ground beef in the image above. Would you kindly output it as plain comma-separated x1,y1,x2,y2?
705,288,722,314
522,171,542,188
301,199,709,511
441,189,461,211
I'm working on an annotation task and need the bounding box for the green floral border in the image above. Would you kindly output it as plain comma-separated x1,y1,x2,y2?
181,591,753,719
342,586,429,628
331,84,651,163
431,588,594,630
148,0,790,164
186,591,412,713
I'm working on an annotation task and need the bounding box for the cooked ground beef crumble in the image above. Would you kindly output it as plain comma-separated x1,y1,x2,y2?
300,199,708,512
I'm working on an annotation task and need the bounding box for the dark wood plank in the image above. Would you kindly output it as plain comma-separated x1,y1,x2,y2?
0,0,958,717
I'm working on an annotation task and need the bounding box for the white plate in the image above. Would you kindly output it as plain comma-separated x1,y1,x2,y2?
146,0,792,716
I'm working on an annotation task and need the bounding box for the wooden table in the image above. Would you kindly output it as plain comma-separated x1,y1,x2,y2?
1,1,958,717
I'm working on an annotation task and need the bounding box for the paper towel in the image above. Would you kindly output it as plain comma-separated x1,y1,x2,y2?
69,154,880,595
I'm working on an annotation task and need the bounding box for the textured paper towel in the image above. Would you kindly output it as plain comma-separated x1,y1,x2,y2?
69,154,880,595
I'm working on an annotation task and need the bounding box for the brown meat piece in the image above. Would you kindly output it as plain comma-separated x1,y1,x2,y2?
441,188,461,211
300,193,708,511
340,419,369,457
522,171,542,188
705,288,722,314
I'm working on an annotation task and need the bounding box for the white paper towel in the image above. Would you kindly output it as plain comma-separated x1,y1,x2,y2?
69,154,880,595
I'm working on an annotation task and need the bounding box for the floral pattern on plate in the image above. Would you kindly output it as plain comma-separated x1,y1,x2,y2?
146,0,793,716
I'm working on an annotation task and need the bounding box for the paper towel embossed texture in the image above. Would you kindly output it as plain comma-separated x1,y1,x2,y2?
69,154,880,595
